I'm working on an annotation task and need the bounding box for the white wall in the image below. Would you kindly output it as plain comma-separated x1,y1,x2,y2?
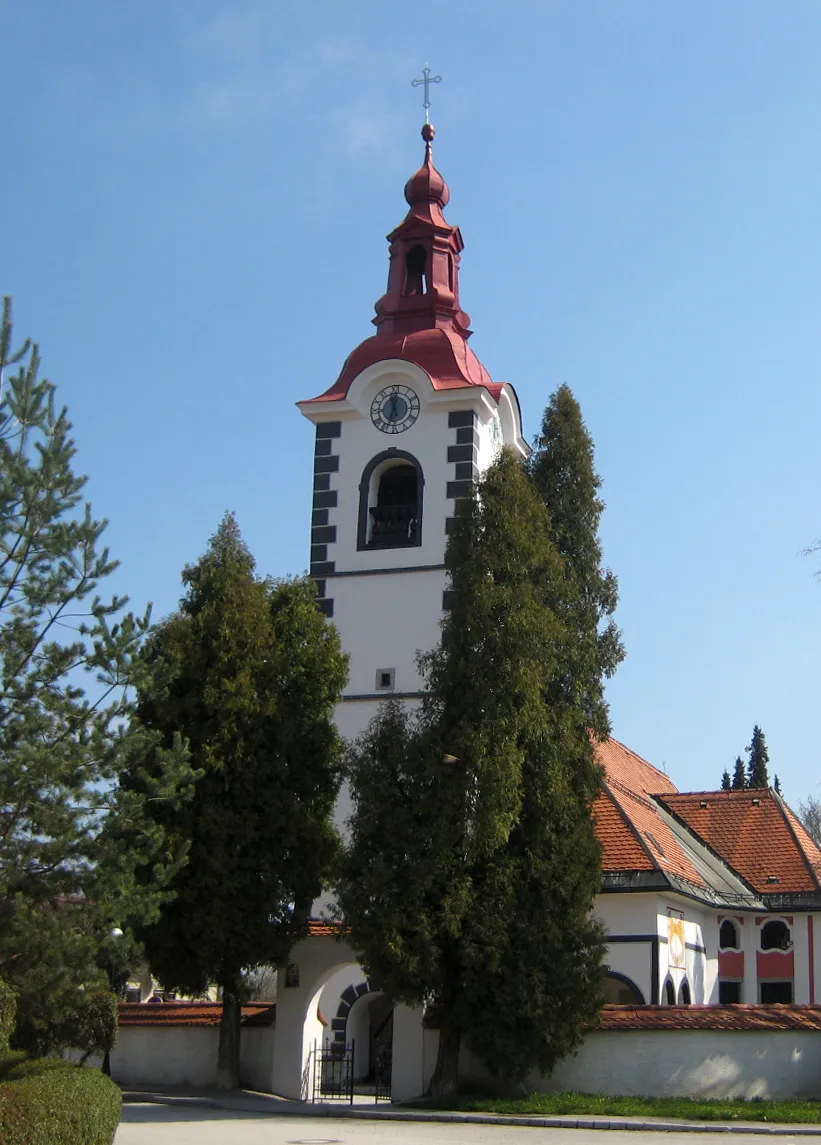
99,1003,821,1102
594,893,719,1005
392,1004,427,1101
332,571,444,699
595,893,660,936
240,1027,276,1093
102,1024,276,1090
111,1027,218,1088
595,893,660,1005
533,1030,821,1100
412,1026,821,1101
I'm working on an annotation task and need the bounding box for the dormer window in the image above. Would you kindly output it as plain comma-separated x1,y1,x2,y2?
404,245,427,295
358,451,424,552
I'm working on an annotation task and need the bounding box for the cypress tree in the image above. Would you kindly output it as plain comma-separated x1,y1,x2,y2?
529,384,624,736
732,757,747,790
339,450,607,1095
747,725,770,788
132,514,347,1088
721,770,732,791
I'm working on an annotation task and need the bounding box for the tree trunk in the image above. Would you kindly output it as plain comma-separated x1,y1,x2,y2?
428,1021,461,1098
216,984,241,1091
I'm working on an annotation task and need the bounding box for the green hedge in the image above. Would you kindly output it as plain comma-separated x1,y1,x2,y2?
0,1058,121,1145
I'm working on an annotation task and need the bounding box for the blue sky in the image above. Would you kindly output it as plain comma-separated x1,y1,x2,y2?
3,1,820,801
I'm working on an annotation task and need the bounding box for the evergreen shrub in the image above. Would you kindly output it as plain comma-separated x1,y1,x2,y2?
0,1059,121,1145
60,991,118,1063
0,979,16,1053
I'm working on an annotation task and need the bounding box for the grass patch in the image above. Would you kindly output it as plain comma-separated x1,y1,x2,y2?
414,1091,821,1124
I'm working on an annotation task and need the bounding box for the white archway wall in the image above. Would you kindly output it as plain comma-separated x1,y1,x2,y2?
346,992,381,1078
270,936,363,1099
347,992,371,1076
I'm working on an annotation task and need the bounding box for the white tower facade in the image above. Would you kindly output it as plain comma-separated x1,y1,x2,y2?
298,126,528,839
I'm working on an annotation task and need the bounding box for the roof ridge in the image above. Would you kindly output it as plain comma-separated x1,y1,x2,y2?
608,775,661,812
667,788,775,798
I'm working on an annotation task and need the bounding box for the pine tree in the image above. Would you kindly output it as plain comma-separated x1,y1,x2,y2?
0,298,194,1054
746,725,770,788
529,384,624,736
132,514,347,1089
339,450,607,1095
721,770,732,791
732,757,747,790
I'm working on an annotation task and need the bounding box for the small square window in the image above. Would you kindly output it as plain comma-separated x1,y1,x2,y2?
376,669,395,691
285,963,300,988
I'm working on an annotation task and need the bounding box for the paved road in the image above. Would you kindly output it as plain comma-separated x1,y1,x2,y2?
115,1103,814,1145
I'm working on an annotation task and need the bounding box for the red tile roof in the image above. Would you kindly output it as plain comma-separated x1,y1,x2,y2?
600,1005,821,1032
658,789,821,895
117,1003,276,1028
308,920,346,938
593,738,707,889
594,787,655,872
595,737,678,800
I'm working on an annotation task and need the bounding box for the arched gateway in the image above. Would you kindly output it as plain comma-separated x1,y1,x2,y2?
270,926,425,1101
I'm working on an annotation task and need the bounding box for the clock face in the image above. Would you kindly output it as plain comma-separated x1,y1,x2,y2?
370,385,420,434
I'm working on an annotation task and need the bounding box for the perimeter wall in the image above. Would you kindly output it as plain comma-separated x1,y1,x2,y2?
444,1028,821,1101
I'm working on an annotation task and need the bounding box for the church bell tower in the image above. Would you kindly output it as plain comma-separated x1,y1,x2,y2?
298,123,528,793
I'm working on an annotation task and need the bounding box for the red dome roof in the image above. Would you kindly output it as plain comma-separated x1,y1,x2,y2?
404,124,450,208
306,327,502,405
302,124,498,405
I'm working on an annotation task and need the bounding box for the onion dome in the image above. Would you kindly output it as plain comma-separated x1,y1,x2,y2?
404,124,450,208
303,122,500,403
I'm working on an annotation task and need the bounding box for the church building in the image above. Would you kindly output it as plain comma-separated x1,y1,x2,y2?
265,121,821,1101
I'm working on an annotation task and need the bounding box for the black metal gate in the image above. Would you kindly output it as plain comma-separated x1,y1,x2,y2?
308,1038,355,1104
373,1043,392,1102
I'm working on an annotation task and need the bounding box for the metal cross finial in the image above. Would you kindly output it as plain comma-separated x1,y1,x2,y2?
411,65,442,124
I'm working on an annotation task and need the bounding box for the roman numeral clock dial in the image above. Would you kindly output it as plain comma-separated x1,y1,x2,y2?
370,385,420,434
